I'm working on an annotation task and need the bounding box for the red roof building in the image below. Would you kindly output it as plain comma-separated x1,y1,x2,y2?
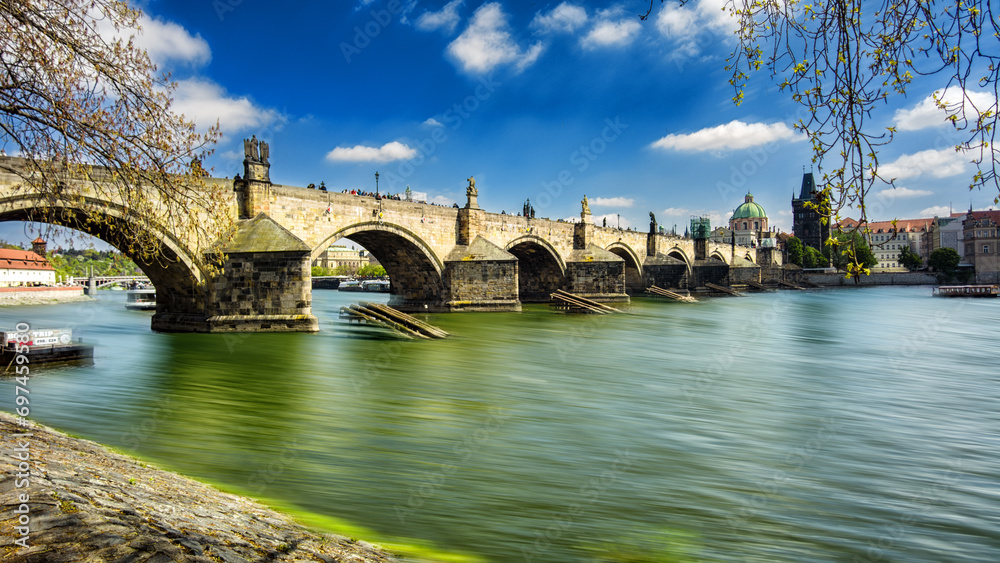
0,248,56,287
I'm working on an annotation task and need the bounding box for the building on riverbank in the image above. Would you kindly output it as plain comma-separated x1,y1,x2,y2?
0,247,55,287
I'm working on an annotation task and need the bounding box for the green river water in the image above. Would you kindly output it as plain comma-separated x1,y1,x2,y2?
1,286,998,562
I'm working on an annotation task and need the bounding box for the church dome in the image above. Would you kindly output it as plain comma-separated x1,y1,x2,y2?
732,193,767,220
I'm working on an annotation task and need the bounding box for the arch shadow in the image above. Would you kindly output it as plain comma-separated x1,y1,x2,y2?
505,235,566,302
317,221,446,310
0,196,208,316
606,242,644,295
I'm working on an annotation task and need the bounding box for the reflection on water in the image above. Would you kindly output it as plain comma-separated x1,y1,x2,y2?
2,287,999,562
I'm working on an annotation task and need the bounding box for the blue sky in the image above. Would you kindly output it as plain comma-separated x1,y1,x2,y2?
4,0,997,249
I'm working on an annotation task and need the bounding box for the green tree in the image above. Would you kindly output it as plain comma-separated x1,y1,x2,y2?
786,236,804,267
357,264,387,278
803,246,826,269
929,247,961,274
898,246,923,271
828,231,877,273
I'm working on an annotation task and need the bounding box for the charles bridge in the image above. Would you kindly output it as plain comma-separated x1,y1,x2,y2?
0,142,782,332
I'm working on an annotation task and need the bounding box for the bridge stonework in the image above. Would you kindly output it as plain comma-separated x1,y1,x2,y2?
0,153,768,333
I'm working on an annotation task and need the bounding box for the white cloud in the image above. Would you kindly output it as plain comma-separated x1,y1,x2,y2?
582,11,641,49
655,0,736,56
430,194,455,205
880,148,971,180
650,120,802,151
660,207,690,216
447,3,543,73
920,205,953,217
894,87,997,131
171,79,283,134
873,186,934,199
416,0,464,33
136,15,211,67
591,196,634,207
532,3,588,33
423,117,444,127
326,141,417,163
97,13,210,68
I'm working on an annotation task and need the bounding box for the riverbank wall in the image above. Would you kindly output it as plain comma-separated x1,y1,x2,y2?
804,272,939,286
0,287,91,306
0,412,396,563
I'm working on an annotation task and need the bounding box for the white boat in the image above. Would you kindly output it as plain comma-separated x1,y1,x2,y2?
338,279,364,292
362,279,391,293
125,288,156,310
0,327,94,367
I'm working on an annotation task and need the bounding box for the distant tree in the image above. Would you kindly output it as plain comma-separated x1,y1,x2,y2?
803,246,826,269
929,247,961,274
898,246,923,271
786,236,804,267
357,264,387,278
310,266,328,277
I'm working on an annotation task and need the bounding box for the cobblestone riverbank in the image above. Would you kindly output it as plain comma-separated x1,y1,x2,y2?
0,412,398,563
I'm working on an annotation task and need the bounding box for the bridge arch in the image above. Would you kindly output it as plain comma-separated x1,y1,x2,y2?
606,242,644,294
317,221,445,311
665,246,693,273
710,250,730,265
0,196,208,317
505,235,565,302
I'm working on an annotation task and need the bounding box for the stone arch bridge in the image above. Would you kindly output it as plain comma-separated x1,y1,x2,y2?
0,150,774,332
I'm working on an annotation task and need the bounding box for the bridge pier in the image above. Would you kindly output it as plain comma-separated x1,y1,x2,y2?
565,220,628,303
151,214,318,333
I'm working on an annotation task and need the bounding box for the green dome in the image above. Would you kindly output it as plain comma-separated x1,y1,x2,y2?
731,193,767,220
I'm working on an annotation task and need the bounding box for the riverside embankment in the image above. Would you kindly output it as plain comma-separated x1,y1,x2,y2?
0,412,397,563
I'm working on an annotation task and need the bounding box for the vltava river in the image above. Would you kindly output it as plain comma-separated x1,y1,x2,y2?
2,286,998,562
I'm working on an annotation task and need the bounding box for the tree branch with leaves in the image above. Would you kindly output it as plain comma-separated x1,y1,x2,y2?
0,0,228,273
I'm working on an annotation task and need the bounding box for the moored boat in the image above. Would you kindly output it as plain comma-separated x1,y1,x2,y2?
362,279,390,293
933,285,999,297
0,327,94,369
125,288,156,310
338,279,364,292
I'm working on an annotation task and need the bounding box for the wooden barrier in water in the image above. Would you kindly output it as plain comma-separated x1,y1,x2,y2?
704,282,745,296
646,285,697,303
550,289,622,314
778,280,806,290
340,302,449,339
744,281,768,292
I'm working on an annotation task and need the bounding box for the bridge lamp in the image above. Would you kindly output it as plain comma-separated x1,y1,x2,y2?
375,171,379,198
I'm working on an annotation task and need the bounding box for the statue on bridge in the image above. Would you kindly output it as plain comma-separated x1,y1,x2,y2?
244,135,260,161
581,194,591,217
649,211,657,234
466,176,477,197
259,140,269,164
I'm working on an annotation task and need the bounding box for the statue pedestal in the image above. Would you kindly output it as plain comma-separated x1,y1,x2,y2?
466,193,479,209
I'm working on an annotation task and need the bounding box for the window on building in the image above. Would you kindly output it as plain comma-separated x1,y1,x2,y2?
984,244,991,254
